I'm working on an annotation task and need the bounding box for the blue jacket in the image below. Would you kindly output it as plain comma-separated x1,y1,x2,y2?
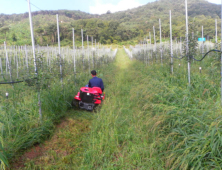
88,77,104,92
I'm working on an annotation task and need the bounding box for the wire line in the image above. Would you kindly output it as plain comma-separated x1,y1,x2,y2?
25,0,44,11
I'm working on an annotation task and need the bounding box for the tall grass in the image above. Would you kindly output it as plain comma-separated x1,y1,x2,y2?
0,74,86,164
10,48,222,169
0,45,116,168
13,56,116,170
80,49,222,169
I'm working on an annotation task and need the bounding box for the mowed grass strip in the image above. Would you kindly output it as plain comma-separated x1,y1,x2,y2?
80,49,161,169
13,51,117,170
14,111,93,170
17,48,222,169
81,49,222,169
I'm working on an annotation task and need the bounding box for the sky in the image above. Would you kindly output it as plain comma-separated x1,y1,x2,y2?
0,0,221,15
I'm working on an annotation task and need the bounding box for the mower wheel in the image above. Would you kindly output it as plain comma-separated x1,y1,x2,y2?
72,99,79,108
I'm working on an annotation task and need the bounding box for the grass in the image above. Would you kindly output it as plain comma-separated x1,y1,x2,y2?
0,74,87,167
80,49,222,169
8,48,222,169
14,110,93,170
0,46,115,169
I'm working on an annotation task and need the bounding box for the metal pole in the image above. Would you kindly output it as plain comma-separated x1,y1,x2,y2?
159,18,163,65
159,19,162,45
87,35,90,72
221,0,222,105
95,39,97,67
95,39,96,49
0,58,2,76
81,29,84,49
216,19,218,48
72,28,76,74
28,0,41,121
16,50,19,78
149,32,152,63
170,10,173,74
4,42,12,81
91,36,94,69
56,14,62,84
185,0,190,85
56,14,61,56
25,45,29,74
153,26,156,52
81,29,84,70
149,32,151,45
180,36,182,55
28,0,37,74
202,25,204,56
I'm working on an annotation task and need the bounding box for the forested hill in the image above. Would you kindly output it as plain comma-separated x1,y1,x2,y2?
98,0,220,40
0,10,98,22
0,0,220,46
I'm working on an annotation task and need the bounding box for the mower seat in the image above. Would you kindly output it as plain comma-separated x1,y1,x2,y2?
91,87,102,94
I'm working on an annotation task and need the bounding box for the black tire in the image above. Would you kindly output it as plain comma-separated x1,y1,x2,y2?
93,104,100,112
72,99,79,108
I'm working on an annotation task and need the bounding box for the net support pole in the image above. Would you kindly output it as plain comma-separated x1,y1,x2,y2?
81,29,84,49
28,0,37,74
159,18,163,65
170,10,173,74
216,19,218,49
153,26,156,52
185,0,190,85
81,29,84,70
4,42,12,82
202,26,204,57
72,28,76,75
28,0,42,122
221,0,222,105
87,35,90,72
56,14,62,84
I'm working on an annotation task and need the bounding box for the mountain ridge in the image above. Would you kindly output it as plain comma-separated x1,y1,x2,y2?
0,0,220,46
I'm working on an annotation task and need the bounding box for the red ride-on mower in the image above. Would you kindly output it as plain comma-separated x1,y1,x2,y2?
72,87,105,111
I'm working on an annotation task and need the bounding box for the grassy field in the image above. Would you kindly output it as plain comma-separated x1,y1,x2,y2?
0,43,116,169
0,51,112,169
0,72,90,169
10,48,222,169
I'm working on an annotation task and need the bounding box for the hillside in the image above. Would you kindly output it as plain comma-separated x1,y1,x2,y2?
0,0,220,46
98,0,220,39
0,10,97,23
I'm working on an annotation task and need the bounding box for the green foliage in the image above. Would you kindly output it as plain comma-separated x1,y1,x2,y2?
0,139,8,170
139,29,144,38
0,26,10,41
183,22,199,60
11,33,17,42
0,0,220,46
